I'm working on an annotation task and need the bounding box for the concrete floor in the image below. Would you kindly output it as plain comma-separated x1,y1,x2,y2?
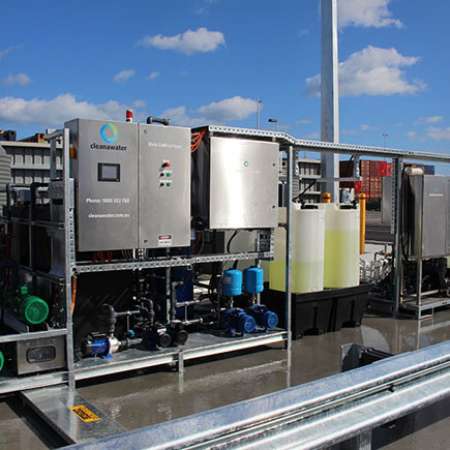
1,310,450,449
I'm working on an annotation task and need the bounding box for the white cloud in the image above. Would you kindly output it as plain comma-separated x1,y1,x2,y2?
2,73,31,86
417,115,443,124
338,0,402,28
147,71,160,80
198,96,259,121
427,127,450,141
163,96,259,126
297,118,312,125
0,94,258,129
306,46,425,97
0,94,130,126
162,106,207,127
137,27,225,55
407,131,417,139
113,69,135,82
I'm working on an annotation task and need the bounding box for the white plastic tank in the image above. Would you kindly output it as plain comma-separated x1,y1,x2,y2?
269,205,325,294
321,204,360,288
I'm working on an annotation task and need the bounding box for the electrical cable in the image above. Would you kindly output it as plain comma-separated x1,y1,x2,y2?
191,130,206,153
226,230,240,254
293,180,317,203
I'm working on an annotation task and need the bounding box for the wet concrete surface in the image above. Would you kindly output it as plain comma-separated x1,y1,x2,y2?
1,310,450,449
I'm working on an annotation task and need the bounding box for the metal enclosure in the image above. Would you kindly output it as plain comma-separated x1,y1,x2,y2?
192,135,279,229
65,119,191,251
66,119,139,251
383,174,450,258
139,124,190,248
406,175,450,259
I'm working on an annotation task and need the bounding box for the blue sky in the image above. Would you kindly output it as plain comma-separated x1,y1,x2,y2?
1,0,450,163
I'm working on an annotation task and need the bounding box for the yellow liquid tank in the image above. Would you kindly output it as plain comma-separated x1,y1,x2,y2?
321,204,360,289
269,205,325,294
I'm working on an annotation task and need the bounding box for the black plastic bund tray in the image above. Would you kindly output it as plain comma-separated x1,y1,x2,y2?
261,284,369,339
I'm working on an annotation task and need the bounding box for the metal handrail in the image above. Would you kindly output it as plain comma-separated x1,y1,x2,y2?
206,125,450,163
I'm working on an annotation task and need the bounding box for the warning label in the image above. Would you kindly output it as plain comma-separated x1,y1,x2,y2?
70,405,102,423
158,234,173,247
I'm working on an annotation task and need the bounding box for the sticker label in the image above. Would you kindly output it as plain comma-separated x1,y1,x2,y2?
70,405,101,423
158,235,173,247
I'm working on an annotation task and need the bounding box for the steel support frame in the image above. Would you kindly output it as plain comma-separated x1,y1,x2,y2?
284,146,294,354
2,125,450,394
206,125,450,320
0,130,74,396
0,127,288,395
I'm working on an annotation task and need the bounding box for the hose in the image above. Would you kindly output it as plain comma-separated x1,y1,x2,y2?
70,275,77,314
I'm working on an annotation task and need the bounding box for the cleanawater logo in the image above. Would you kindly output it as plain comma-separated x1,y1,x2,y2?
90,123,127,151
100,123,118,144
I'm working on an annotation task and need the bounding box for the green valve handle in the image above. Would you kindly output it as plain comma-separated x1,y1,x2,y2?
0,351,4,373
18,286,49,326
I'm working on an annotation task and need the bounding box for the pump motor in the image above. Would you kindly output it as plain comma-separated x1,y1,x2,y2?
247,304,279,330
223,308,256,336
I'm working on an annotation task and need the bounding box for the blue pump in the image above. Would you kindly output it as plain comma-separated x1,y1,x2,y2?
83,336,111,359
222,269,242,297
223,308,256,336
247,304,279,330
243,266,264,295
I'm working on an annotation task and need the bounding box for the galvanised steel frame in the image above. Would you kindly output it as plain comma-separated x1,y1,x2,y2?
2,125,450,395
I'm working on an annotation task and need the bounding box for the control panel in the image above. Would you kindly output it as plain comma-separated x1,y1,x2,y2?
66,119,139,251
65,119,191,251
159,160,173,188
139,124,191,248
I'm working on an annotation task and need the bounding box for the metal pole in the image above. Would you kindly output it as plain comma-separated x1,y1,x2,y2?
285,146,293,352
320,0,340,201
256,100,262,129
62,128,75,390
415,177,424,318
392,158,403,317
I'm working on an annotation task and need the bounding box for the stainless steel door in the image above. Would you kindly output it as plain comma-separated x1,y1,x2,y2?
209,137,279,229
138,124,191,248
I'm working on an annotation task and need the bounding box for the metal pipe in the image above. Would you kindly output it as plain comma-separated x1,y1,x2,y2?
175,300,202,308
285,146,293,352
359,192,367,255
392,158,403,317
